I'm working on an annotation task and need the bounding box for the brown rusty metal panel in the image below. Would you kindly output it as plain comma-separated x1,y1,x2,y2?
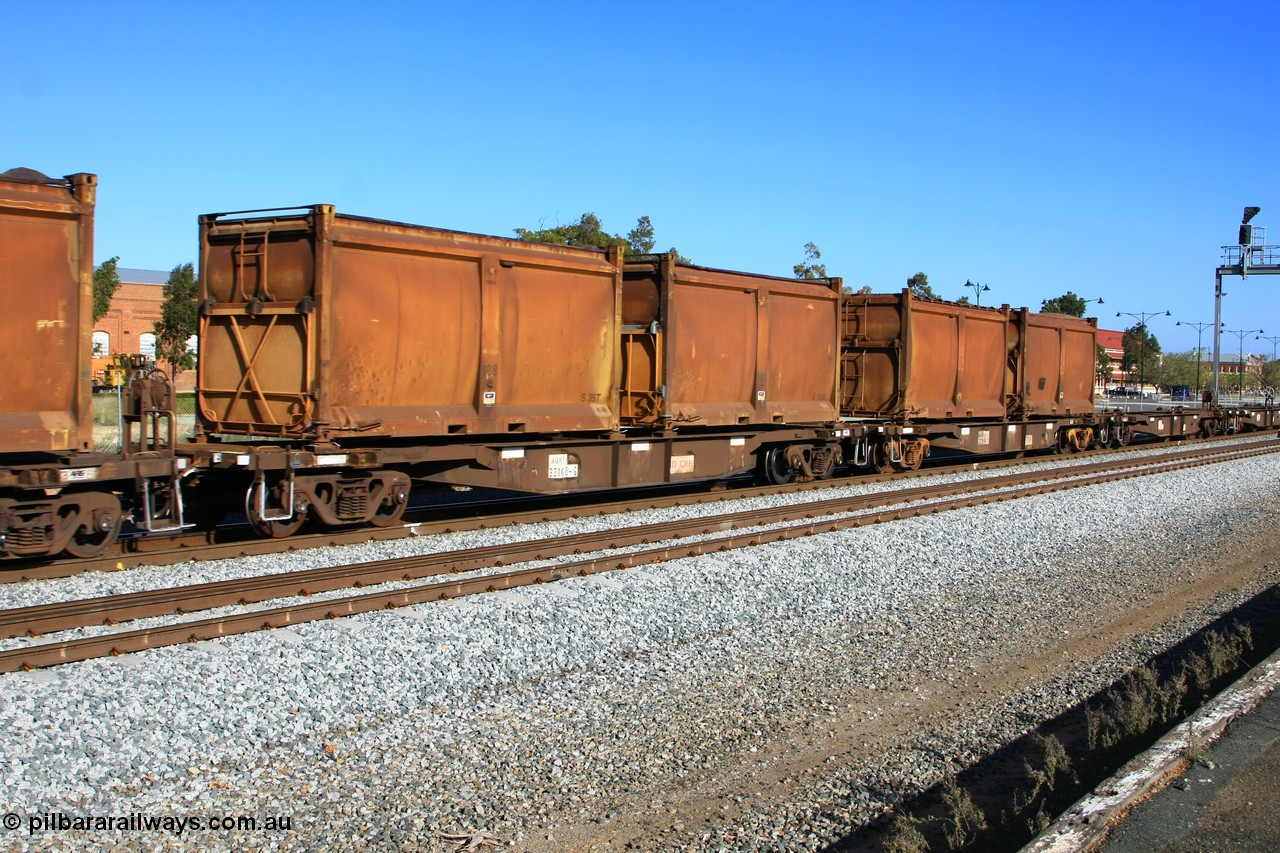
841,290,1011,420
1016,310,1098,415
622,255,840,427
0,169,96,454
198,207,622,439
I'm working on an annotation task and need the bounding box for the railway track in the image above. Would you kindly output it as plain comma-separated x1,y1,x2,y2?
2,437,1274,673
6,431,1269,583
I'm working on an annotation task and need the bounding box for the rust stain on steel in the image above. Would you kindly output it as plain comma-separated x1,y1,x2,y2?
0,169,96,454
842,289,1013,420
197,207,624,440
841,291,1099,421
1015,308,1098,415
622,253,841,426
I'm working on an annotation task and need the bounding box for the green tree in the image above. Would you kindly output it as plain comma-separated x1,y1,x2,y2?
626,215,654,254
906,272,935,299
1096,344,1113,386
1041,291,1088,317
1260,356,1280,390
154,263,198,378
93,256,121,323
793,242,827,279
1150,349,1213,392
1121,324,1163,388
514,212,620,250
515,212,687,261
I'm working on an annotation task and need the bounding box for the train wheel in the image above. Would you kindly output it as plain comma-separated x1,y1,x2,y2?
62,494,123,559
245,481,306,538
369,475,410,528
1109,423,1132,448
871,440,897,474
763,446,795,485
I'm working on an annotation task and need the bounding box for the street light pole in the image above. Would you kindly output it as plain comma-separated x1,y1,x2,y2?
1116,310,1172,397
964,280,990,307
1221,327,1263,402
1176,320,1215,399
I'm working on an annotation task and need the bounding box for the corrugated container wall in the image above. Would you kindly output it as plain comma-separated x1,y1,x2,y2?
197,207,624,440
621,254,841,427
0,169,96,453
1013,309,1098,415
841,290,1014,420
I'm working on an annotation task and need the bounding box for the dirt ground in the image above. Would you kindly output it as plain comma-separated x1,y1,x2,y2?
529,521,1280,851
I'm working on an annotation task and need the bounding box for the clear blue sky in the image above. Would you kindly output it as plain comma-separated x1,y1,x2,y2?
6,1,1277,354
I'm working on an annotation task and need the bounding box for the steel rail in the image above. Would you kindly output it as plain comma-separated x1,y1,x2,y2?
0,442,1274,672
1,441,1269,641
9,431,1270,582
0,441,1272,642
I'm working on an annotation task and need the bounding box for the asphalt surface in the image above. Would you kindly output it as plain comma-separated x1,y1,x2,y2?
1094,683,1280,852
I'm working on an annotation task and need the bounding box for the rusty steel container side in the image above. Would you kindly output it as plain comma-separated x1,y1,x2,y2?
0,169,96,454
1013,309,1098,415
841,290,1013,420
621,254,841,427
197,207,623,440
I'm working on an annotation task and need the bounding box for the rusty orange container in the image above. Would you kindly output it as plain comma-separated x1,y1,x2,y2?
841,290,1013,420
1013,309,1098,415
621,254,841,427
0,169,97,453
197,207,624,440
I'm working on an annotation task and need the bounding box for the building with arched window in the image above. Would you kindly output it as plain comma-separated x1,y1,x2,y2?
94,267,195,392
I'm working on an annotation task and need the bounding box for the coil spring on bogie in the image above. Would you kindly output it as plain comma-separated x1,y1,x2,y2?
337,494,368,521
6,527,49,549
809,445,836,477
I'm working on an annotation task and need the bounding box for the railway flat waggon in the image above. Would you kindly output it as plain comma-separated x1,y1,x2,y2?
187,209,847,534
837,290,1109,470
620,252,844,482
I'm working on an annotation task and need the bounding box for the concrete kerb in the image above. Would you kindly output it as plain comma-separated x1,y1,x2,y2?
1022,645,1280,853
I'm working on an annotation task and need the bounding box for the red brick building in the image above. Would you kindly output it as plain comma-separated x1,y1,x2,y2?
93,268,196,392
1097,328,1127,387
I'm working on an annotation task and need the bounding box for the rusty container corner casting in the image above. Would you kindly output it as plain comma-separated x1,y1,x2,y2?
840,289,1013,420
0,168,97,454
1013,309,1098,415
620,253,842,427
196,206,625,440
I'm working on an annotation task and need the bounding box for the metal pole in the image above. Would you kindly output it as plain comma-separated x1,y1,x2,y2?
1139,333,1146,396
1212,271,1223,405
1117,309,1171,402
1177,320,1215,399
1221,327,1264,404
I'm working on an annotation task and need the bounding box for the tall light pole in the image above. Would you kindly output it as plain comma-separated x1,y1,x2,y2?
964,280,990,307
1116,310,1171,395
1222,327,1263,401
1257,333,1280,360
1176,320,1215,399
